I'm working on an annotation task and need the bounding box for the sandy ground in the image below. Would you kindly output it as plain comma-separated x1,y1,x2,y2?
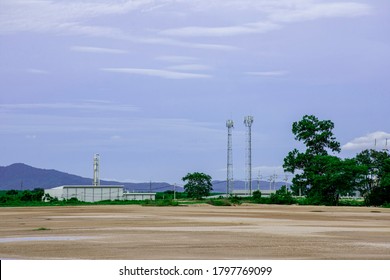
0,204,389,259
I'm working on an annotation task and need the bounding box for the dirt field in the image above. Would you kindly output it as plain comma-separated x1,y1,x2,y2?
0,204,389,259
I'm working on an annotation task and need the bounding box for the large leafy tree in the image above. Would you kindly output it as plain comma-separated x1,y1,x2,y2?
182,172,213,199
355,149,390,205
283,115,364,205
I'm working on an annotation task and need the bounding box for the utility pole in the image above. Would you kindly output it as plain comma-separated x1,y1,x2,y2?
257,171,262,191
284,174,289,193
268,175,272,191
272,173,277,190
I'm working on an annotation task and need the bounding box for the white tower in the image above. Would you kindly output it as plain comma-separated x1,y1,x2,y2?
93,153,100,186
226,120,234,195
244,116,254,195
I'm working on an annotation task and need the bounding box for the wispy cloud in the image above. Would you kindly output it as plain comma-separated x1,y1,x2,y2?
246,71,288,77
0,0,145,37
342,131,390,151
167,64,211,71
0,101,139,113
70,46,127,54
101,67,212,79
26,68,49,75
159,1,372,37
161,21,280,37
269,2,372,23
156,56,198,63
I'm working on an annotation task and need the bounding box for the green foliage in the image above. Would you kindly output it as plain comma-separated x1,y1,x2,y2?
228,195,242,205
291,114,341,155
269,186,295,204
207,199,232,206
355,149,390,206
283,115,366,205
155,191,188,200
251,190,262,203
34,227,50,231
182,172,213,199
142,199,179,207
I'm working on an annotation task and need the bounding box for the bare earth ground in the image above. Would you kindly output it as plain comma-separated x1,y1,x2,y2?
0,204,389,259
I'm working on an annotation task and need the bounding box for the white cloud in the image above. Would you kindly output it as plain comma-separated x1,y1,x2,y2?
26,68,49,74
1,0,372,42
70,46,127,54
246,71,288,77
269,2,372,23
159,1,372,37
0,0,142,36
161,21,280,37
342,131,390,151
167,64,211,71
156,55,198,63
101,67,212,79
0,101,139,113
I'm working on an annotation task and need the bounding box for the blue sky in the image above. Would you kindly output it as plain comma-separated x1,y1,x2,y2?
1,0,389,184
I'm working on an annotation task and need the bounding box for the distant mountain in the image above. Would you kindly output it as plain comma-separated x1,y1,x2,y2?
0,163,289,193
0,163,173,192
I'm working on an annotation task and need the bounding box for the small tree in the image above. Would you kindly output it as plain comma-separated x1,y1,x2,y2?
252,190,262,202
269,186,295,204
182,172,213,199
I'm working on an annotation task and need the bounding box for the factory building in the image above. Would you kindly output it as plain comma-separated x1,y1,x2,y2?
43,154,155,202
44,185,156,202
45,185,124,202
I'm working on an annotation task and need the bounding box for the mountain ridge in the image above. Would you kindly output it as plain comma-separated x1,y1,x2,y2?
0,163,287,193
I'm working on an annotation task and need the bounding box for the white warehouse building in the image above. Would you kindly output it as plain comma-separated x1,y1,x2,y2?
44,154,156,202
45,185,124,202
44,185,156,202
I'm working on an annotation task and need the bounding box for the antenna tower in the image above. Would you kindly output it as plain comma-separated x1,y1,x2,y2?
226,120,234,195
244,116,254,195
93,153,100,186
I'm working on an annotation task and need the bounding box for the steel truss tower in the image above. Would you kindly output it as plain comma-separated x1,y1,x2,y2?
226,120,234,195
93,153,100,186
244,116,254,195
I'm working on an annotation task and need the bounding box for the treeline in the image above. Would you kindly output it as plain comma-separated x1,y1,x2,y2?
0,189,45,205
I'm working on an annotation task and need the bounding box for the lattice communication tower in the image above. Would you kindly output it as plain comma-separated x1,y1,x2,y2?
244,116,254,195
226,120,234,195
93,153,100,186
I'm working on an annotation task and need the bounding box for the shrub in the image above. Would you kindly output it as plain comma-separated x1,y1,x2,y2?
269,186,296,205
207,199,232,206
252,190,262,202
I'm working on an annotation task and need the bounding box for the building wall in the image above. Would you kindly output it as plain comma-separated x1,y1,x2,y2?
45,186,123,202
45,186,156,202
123,193,156,201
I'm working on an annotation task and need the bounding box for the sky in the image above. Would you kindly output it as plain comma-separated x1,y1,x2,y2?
0,0,389,185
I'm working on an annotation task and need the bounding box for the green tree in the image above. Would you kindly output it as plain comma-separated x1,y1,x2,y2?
283,115,364,205
182,172,213,199
356,149,390,205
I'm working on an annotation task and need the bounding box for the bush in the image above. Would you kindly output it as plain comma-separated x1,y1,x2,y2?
364,185,390,206
252,190,262,202
269,186,296,205
207,199,232,206
228,195,242,205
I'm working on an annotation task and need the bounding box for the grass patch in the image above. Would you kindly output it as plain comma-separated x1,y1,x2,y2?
34,227,50,231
